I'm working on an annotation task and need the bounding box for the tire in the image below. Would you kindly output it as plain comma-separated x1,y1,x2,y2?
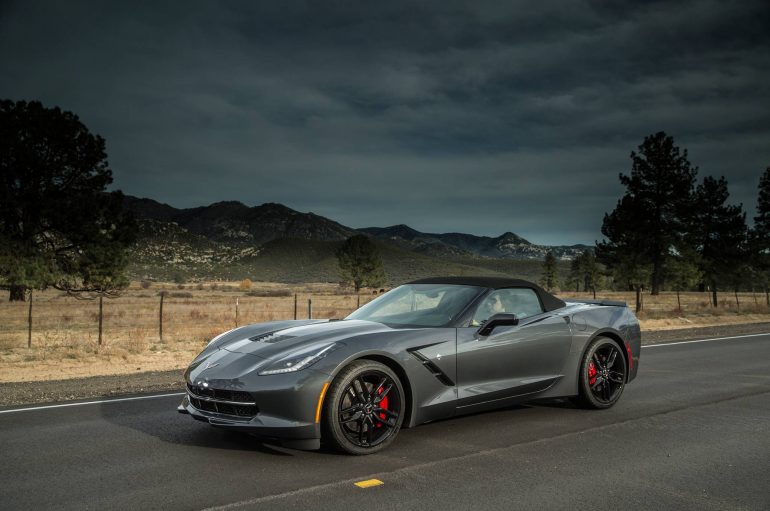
573,336,627,409
322,360,405,455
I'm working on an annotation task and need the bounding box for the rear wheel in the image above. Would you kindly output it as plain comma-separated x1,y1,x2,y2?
323,360,405,455
574,336,626,409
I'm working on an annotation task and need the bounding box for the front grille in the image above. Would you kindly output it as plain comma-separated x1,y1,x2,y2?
187,384,253,403
187,384,258,418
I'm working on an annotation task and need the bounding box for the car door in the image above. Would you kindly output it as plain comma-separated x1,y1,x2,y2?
455,287,572,410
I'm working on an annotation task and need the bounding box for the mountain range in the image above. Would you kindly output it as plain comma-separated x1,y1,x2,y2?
123,196,590,284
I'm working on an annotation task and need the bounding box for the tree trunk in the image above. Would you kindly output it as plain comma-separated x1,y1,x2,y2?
592,286,596,299
9,285,26,302
734,289,739,311
635,286,641,313
98,295,103,346
651,256,661,295
27,290,33,348
712,286,718,307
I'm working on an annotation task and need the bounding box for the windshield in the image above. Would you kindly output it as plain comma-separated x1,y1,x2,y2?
345,284,484,327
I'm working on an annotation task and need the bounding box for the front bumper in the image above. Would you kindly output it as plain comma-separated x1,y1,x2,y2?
178,395,321,449
177,364,331,450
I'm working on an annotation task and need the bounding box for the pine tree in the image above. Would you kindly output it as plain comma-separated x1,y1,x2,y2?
597,195,651,312
567,256,582,292
752,167,770,305
540,251,559,292
580,250,601,299
0,100,136,301
755,167,770,236
666,250,702,312
689,176,747,307
598,132,697,295
336,235,386,292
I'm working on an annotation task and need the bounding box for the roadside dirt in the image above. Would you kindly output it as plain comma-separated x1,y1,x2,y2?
1,321,769,408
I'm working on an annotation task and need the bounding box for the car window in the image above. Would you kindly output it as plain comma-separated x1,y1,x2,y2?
374,289,445,316
346,284,484,327
470,288,544,326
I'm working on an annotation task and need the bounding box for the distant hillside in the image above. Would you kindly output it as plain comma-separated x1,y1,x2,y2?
124,196,581,284
124,196,355,244
360,225,589,260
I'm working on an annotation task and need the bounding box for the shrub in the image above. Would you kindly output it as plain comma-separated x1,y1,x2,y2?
239,278,253,291
246,289,293,297
140,280,152,290
189,309,208,320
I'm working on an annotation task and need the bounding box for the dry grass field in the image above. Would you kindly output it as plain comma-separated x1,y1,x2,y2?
1,281,768,383
0,281,377,382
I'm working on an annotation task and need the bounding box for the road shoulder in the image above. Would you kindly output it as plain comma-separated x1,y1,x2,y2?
2,321,769,408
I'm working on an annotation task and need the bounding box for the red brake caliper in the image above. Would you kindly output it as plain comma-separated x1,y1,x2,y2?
588,361,597,386
376,388,389,428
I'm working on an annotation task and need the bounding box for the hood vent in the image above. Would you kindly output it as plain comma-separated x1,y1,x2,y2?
248,332,295,343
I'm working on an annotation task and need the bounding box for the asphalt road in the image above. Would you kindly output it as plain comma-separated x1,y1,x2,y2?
1,333,769,510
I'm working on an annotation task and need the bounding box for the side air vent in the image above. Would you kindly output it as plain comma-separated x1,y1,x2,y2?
409,350,455,386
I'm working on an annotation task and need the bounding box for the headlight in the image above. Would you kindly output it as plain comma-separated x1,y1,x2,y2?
258,343,342,375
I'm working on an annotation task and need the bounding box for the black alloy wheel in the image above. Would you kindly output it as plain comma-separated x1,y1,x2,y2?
574,336,627,409
323,360,405,455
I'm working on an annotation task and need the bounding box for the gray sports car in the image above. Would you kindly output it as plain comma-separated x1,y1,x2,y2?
178,277,641,454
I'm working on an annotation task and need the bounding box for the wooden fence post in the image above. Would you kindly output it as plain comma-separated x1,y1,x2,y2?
159,292,164,343
308,298,312,319
235,297,239,328
357,293,360,309
27,289,32,349
98,295,103,346
294,293,298,320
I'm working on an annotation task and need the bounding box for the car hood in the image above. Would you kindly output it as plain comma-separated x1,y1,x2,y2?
219,319,396,360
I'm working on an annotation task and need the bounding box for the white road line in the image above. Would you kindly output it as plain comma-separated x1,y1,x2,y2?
642,331,770,348
0,392,185,415
1,331,768,416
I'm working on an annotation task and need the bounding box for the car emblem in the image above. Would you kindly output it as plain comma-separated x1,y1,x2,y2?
203,361,220,371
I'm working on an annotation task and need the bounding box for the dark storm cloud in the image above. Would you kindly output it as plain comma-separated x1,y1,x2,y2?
1,0,769,244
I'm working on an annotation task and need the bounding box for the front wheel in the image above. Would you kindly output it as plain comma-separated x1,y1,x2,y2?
322,360,405,455
573,336,627,409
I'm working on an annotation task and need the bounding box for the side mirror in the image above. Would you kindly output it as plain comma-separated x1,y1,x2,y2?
477,313,519,336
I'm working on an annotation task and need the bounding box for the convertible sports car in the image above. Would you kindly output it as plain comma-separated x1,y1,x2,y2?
179,277,641,454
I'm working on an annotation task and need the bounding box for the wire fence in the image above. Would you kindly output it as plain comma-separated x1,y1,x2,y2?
1,289,768,351
0,292,376,350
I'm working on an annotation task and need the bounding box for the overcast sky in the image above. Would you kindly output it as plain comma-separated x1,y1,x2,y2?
1,1,769,245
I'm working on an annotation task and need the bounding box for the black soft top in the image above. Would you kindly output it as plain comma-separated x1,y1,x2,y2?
407,276,566,312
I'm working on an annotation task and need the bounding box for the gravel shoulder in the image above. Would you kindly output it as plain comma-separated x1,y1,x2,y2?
2,321,769,408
